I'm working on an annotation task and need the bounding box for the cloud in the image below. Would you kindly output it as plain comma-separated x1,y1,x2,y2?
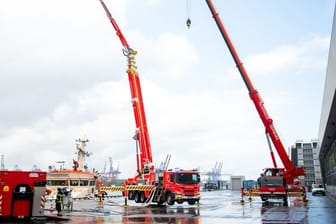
0,1,330,182
1,36,326,179
242,36,330,76
130,32,198,81
0,74,271,179
0,0,131,132
155,33,198,78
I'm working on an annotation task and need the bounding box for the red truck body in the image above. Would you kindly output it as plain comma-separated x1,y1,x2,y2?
0,170,47,220
161,170,200,205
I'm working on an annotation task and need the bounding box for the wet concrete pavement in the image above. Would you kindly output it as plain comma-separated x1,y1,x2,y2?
305,193,336,223
9,190,336,223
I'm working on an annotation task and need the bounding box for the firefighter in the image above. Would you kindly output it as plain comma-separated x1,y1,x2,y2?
56,188,64,216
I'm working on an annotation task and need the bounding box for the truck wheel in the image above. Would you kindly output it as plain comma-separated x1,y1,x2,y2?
140,191,146,203
260,196,267,202
166,193,175,205
128,191,134,200
134,191,140,203
188,200,196,205
283,196,288,206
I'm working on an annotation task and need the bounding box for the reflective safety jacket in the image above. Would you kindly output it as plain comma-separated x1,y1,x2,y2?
56,192,63,203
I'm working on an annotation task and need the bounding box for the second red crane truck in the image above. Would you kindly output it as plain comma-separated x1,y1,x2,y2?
205,0,307,205
98,0,201,206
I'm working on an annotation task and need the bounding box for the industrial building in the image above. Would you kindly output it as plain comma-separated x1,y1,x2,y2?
318,3,336,197
290,140,323,191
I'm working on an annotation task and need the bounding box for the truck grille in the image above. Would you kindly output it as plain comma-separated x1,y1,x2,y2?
184,190,195,196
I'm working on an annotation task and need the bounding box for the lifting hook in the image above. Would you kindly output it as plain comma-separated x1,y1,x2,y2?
186,18,191,29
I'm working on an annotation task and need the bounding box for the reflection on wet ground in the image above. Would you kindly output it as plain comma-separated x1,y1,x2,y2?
261,200,309,223
5,190,336,223
122,205,200,223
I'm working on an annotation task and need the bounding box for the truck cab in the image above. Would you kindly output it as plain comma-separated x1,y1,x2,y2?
162,170,201,205
257,168,287,202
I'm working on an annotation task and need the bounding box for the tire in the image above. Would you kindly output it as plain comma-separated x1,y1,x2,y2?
283,196,288,206
134,191,140,203
140,191,146,203
261,196,267,202
128,191,134,200
188,200,196,205
166,193,175,205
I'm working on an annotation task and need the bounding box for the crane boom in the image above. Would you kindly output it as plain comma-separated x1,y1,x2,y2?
98,0,129,49
98,0,201,206
205,0,304,184
98,0,153,178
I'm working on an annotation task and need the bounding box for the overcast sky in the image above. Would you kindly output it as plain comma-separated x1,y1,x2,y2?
0,0,335,180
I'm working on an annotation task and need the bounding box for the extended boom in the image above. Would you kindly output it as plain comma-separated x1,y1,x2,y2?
205,0,306,204
99,0,200,205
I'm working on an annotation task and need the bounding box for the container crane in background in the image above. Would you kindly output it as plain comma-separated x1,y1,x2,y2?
203,162,223,190
206,162,223,183
157,154,171,172
204,0,307,204
98,0,201,206
101,157,121,184
201,162,231,191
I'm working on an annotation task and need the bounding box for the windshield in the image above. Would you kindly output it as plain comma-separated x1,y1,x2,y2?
176,173,200,184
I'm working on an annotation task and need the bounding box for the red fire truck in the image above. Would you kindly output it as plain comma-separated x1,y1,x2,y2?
0,170,48,220
98,0,201,205
204,0,306,205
